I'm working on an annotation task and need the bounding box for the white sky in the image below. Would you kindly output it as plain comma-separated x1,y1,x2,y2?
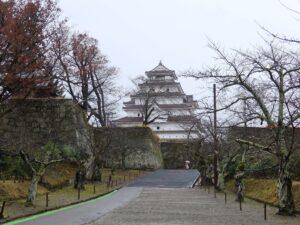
59,0,300,116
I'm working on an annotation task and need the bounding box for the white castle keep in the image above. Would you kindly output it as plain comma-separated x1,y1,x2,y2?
114,61,199,141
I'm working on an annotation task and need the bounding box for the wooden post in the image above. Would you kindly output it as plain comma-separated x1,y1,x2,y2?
77,187,80,200
46,193,49,208
264,203,267,220
0,201,6,219
225,192,227,204
208,185,210,194
124,175,126,183
93,183,96,194
107,180,110,191
214,188,216,198
239,198,242,211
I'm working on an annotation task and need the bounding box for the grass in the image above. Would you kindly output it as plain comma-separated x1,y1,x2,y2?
0,168,146,221
42,162,78,189
225,178,300,208
0,181,48,201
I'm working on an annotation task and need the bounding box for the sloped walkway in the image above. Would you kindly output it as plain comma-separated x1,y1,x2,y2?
89,188,299,225
128,169,200,188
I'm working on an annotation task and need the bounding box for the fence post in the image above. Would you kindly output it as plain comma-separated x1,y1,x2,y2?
77,187,80,200
208,185,210,194
264,203,267,220
46,193,49,208
239,198,242,211
107,179,110,191
224,192,227,204
93,183,96,194
214,188,216,198
0,201,6,219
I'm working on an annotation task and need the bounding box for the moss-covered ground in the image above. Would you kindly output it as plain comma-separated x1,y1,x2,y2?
225,178,300,208
0,168,146,221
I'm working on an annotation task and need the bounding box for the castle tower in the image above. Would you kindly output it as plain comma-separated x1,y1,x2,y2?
114,61,199,141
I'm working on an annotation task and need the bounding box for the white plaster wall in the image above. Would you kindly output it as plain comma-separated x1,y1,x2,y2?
156,132,199,140
126,110,141,117
156,97,183,104
116,122,142,127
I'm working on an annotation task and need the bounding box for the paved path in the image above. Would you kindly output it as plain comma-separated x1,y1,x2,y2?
15,187,142,225
89,188,299,225
11,169,198,225
128,169,200,188
7,170,299,225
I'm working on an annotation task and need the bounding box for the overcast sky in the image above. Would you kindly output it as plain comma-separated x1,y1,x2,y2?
59,0,300,115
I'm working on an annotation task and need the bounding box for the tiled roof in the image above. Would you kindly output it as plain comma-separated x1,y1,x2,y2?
150,61,171,72
131,92,185,97
123,100,134,105
167,115,197,122
139,81,179,86
123,104,192,110
145,61,177,78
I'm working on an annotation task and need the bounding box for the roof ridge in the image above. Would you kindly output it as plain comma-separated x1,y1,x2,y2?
150,61,171,72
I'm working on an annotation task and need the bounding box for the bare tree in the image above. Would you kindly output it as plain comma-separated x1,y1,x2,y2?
52,31,120,126
186,39,300,215
130,77,168,126
20,143,73,206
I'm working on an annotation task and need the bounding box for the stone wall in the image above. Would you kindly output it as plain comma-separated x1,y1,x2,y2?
0,98,94,176
160,140,202,169
0,99,165,173
94,127,163,169
226,126,300,147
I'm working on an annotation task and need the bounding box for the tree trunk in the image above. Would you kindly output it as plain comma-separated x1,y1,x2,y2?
277,165,295,215
26,174,40,207
217,171,225,191
91,162,102,182
276,128,295,215
121,152,126,171
234,171,245,202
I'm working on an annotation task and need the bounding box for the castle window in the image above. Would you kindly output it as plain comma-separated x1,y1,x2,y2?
156,76,165,80
138,113,140,117
157,126,160,130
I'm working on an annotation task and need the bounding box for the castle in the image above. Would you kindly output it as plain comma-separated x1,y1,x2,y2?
114,61,199,141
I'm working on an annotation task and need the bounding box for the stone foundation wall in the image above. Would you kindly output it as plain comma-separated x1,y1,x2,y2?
0,98,94,177
94,127,163,169
0,99,167,173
